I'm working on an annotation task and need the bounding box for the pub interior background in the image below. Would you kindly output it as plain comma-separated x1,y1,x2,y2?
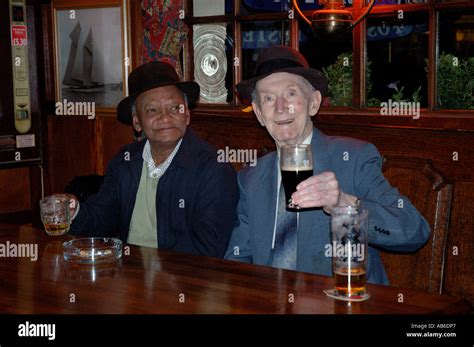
0,0,473,308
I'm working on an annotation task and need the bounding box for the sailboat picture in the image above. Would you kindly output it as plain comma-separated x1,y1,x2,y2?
56,7,124,107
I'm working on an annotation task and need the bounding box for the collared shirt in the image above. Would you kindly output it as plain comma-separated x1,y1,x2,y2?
271,130,313,249
72,139,182,222
142,139,183,179
127,139,183,248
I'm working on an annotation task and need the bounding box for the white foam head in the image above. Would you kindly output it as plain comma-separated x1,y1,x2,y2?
281,165,313,171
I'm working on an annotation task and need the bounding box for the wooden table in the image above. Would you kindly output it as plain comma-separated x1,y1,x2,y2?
0,223,471,314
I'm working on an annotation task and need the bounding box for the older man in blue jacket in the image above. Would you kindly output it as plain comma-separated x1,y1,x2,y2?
225,46,430,284
68,61,238,257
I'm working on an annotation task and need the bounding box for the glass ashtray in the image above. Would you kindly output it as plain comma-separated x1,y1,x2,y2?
63,238,122,264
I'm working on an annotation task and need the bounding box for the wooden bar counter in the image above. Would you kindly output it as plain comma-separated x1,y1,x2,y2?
0,223,470,314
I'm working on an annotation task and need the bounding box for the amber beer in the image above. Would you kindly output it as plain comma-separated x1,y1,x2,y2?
39,194,71,236
43,223,70,236
281,166,313,208
331,206,369,297
334,268,367,296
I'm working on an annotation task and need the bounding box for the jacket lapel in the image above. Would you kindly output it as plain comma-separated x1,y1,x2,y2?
122,141,145,237
296,128,333,274
253,153,279,266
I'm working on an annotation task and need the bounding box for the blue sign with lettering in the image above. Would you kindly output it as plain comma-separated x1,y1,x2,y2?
367,23,428,41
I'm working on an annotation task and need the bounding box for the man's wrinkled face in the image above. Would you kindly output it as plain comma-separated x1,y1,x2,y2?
252,72,321,147
132,85,189,148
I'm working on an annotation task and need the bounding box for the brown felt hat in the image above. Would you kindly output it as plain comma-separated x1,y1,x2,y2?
236,45,328,105
117,61,200,125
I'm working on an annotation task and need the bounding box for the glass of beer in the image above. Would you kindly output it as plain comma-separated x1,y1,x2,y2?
330,206,369,297
280,144,313,210
39,194,71,236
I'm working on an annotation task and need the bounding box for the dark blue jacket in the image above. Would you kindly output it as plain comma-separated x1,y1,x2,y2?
71,128,239,258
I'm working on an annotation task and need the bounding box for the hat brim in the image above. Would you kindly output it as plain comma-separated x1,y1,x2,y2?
117,81,200,126
236,67,328,105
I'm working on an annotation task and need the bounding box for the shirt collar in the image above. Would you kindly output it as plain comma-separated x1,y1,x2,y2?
142,139,183,179
303,130,313,145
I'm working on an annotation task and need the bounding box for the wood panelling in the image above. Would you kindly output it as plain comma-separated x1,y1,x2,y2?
444,181,474,305
29,165,43,227
45,116,96,195
130,0,142,68
0,168,31,214
191,114,275,170
96,116,133,174
315,123,474,182
379,156,452,294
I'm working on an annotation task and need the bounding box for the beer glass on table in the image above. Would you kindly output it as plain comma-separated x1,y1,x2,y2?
330,206,369,297
280,144,313,210
39,194,72,236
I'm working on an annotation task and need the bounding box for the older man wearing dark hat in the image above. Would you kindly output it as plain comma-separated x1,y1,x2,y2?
68,61,239,257
225,46,430,284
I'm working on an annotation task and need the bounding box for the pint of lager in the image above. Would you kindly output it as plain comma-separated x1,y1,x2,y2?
39,195,71,236
330,206,369,297
280,145,313,210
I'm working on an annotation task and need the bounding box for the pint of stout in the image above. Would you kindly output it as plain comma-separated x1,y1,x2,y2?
280,145,313,210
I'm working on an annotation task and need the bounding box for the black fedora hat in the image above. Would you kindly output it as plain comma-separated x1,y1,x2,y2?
236,45,328,105
117,61,200,125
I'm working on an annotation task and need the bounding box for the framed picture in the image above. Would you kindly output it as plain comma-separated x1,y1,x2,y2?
52,0,130,110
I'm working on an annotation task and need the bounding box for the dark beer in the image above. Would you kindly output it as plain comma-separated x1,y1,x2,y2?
281,167,313,209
